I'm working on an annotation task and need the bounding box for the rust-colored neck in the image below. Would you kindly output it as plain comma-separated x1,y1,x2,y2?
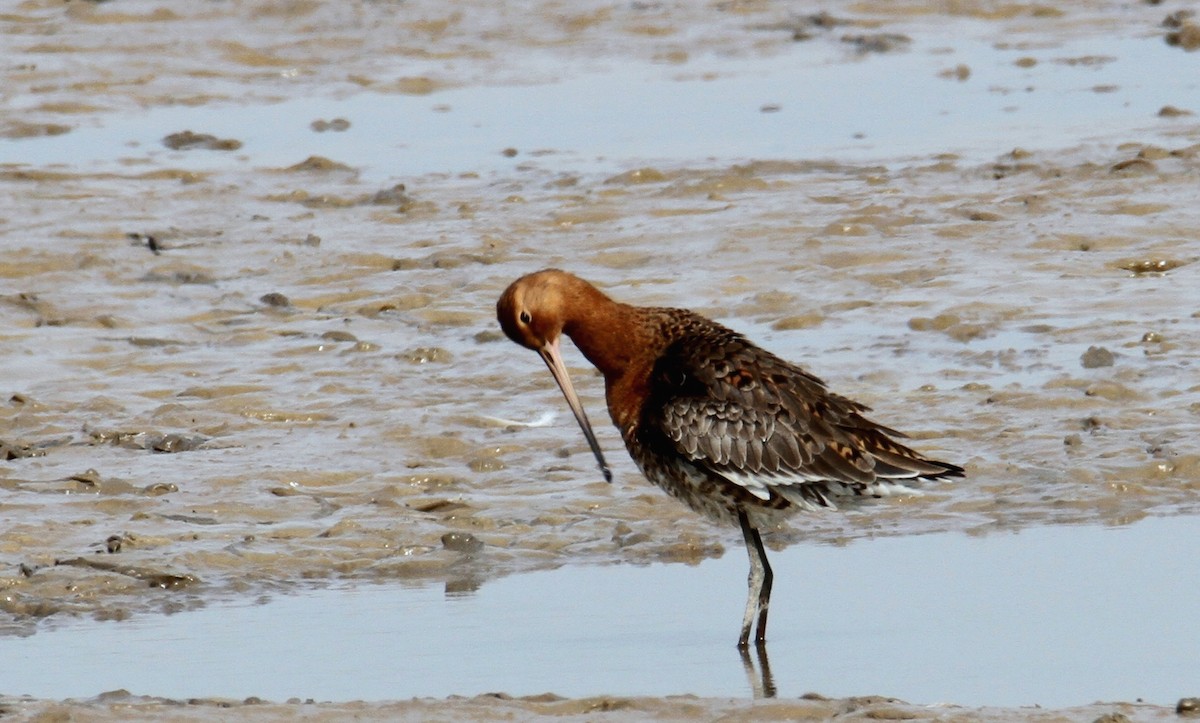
560,280,646,380
555,276,671,433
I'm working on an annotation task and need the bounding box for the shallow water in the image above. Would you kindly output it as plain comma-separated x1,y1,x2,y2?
4,26,1195,179
5,515,1198,708
2,1,1200,715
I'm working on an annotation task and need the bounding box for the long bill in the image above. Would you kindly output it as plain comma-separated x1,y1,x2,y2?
538,337,613,483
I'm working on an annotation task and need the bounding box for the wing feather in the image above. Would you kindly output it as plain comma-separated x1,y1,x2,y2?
643,314,962,508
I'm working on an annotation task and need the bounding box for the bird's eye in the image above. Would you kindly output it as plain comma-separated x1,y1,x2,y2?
519,310,532,324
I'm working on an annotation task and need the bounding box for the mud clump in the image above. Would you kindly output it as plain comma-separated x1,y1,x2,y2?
54,557,198,590
163,130,243,151
88,430,208,453
1165,23,1200,51
284,156,356,173
441,531,484,554
311,118,351,132
842,33,911,53
1081,346,1115,368
1118,258,1190,274
0,439,42,460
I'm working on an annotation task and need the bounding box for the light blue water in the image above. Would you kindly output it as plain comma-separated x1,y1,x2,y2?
4,515,1197,707
1,33,1193,180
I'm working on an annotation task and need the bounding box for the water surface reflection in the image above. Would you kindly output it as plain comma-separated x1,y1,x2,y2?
5,516,1197,708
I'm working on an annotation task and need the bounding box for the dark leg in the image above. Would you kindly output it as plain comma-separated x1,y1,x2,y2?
755,531,773,644
737,510,773,647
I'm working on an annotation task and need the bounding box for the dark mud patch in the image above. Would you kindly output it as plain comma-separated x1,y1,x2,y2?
162,131,242,152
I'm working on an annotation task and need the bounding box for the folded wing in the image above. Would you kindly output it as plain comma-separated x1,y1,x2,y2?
645,320,963,511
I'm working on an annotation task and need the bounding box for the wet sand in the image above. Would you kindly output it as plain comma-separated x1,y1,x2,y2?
2,0,1199,718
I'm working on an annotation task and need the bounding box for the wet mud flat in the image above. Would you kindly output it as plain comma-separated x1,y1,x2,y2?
0,693,1188,723
2,0,1200,718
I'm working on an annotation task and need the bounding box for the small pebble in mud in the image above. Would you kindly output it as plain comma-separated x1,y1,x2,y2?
284,156,355,173
1,121,70,139
1158,105,1194,117
1110,157,1155,173
127,337,181,348
69,469,102,487
127,232,161,254
1163,10,1194,27
151,433,206,453
938,63,971,81
1178,698,1200,716
1092,714,1132,723
501,147,518,157
1081,345,1114,368
259,292,290,307
966,210,1002,221
1165,22,1200,50
1084,381,1139,401
1064,433,1083,449
162,130,242,151
760,104,781,113
441,531,484,554
401,347,452,364
1120,258,1188,274
604,167,667,185
760,11,844,40
1141,331,1164,343
612,522,652,548
1163,9,1195,26
310,118,351,132
140,270,216,285
841,33,911,53
370,184,411,205
0,438,41,460
468,456,506,473
772,313,823,331
907,313,959,332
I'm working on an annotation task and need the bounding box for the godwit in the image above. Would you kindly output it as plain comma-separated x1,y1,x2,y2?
497,269,963,647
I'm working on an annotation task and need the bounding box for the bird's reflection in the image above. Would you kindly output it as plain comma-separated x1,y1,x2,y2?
444,575,484,597
739,642,777,698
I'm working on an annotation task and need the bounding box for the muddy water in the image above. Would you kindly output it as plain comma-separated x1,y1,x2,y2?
1,0,1199,717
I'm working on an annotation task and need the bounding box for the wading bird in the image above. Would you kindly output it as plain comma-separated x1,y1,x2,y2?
497,269,963,647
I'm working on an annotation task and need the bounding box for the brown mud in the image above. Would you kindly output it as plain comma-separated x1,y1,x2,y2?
0,691,1188,723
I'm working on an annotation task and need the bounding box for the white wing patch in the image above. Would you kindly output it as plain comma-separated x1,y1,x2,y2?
715,468,925,512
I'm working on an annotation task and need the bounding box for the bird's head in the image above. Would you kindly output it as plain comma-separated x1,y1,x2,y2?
496,269,613,483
